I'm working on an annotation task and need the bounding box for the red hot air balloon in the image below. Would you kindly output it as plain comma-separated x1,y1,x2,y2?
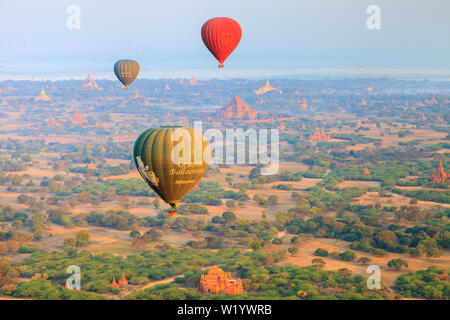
201,17,242,68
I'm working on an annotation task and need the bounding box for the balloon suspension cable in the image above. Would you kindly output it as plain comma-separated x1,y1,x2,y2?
218,64,224,69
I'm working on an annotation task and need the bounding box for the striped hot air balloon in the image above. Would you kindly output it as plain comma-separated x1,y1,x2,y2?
114,59,140,90
133,126,210,217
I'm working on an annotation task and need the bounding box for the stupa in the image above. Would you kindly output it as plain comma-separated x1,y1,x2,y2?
34,88,51,102
254,80,282,95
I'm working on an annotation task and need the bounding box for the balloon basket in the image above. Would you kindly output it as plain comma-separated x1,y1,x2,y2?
218,64,224,69
168,209,177,218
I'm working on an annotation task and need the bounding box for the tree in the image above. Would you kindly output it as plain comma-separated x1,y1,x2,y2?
357,257,372,265
291,192,300,200
376,230,397,243
10,174,23,186
387,259,408,271
205,236,223,249
311,258,326,270
222,211,236,225
142,229,162,242
249,239,261,251
225,199,237,209
313,248,329,257
272,238,282,245
0,258,19,294
268,195,279,206
75,229,90,246
288,246,299,256
153,198,160,210
417,238,442,260
339,251,356,261
129,230,141,239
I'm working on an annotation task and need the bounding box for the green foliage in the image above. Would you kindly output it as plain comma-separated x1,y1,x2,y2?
394,267,449,299
313,248,329,257
339,251,357,261
123,283,202,300
387,259,408,271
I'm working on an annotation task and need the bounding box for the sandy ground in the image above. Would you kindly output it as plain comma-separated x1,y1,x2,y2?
335,180,381,189
354,191,450,209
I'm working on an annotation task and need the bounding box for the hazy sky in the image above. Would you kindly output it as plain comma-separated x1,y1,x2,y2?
1,0,449,76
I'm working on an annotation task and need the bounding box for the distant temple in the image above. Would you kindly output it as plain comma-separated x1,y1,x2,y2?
118,273,128,286
308,127,330,143
425,97,438,105
82,74,102,90
110,277,120,289
300,97,308,109
357,119,362,126
362,168,371,175
85,161,97,170
190,75,197,85
414,101,425,107
110,274,129,290
34,87,51,102
361,98,367,106
45,116,62,127
436,115,444,123
254,80,282,95
421,113,427,121
71,110,87,124
165,84,171,90
430,161,448,184
199,266,243,295
216,96,257,120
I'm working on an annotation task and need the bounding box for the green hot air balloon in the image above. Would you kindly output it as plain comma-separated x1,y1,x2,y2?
134,126,210,217
114,59,140,90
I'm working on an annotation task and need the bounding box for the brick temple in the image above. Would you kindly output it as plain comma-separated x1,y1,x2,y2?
199,266,243,295
430,161,448,184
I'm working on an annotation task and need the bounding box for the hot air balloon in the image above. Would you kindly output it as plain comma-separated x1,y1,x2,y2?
114,59,140,90
134,126,210,217
201,17,242,68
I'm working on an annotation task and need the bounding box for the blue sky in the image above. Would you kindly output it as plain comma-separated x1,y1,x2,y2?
1,0,449,76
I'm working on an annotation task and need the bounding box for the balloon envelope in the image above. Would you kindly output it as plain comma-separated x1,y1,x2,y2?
133,126,210,209
201,17,242,68
114,59,140,88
